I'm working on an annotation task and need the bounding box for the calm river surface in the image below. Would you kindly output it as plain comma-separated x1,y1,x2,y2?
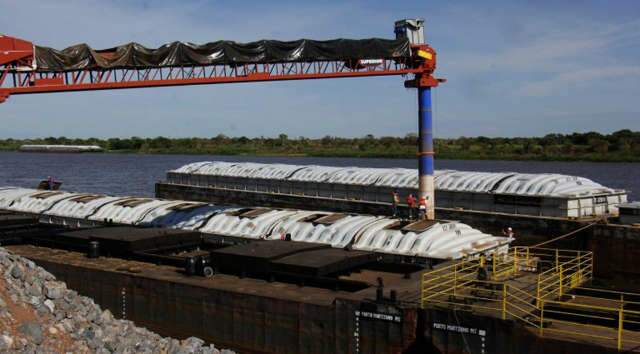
0,151,637,200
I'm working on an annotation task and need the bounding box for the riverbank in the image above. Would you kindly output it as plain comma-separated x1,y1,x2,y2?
2,130,639,162
1,146,639,162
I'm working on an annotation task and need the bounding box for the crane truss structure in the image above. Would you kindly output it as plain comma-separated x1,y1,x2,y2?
0,35,436,102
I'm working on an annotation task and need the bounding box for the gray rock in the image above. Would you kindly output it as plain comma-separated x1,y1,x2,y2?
18,321,43,345
63,290,78,304
36,267,55,281
43,299,55,313
22,342,37,354
0,334,13,350
60,318,74,333
16,337,27,350
95,347,111,354
23,259,35,269
10,264,24,279
44,282,65,300
201,346,221,354
104,336,118,352
96,308,113,325
0,246,235,354
26,282,42,297
85,307,98,323
35,304,49,317
87,337,103,350
181,336,205,352
29,296,41,306
23,273,35,285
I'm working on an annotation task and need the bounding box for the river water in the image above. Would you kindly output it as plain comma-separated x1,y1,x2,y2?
0,151,636,200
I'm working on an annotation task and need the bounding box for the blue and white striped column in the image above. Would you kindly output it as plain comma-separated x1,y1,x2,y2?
418,86,435,220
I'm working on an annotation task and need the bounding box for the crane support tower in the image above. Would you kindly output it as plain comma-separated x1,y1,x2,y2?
0,19,443,219
396,19,441,220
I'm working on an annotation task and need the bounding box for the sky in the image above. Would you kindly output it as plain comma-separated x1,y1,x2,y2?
1,0,639,139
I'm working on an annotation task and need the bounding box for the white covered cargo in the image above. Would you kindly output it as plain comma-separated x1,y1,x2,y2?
166,161,628,218
0,187,510,260
7,190,77,214
0,188,38,209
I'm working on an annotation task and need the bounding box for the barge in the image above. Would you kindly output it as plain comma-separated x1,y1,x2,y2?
0,187,510,260
18,144,104,153
1,210,639,353
162,161,627,219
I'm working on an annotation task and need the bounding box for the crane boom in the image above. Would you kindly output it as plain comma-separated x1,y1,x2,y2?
0,35,436,102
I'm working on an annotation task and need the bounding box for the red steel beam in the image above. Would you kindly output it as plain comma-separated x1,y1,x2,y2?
0,35,438,102
2,67,422,95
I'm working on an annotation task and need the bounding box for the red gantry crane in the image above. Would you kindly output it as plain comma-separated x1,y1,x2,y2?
0,19,443,219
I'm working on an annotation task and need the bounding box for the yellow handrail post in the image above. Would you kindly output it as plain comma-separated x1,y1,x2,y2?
539,300,545,336
591,253,594,282
502,284,507,320
480,255,485,268
453,264,457,297
492,251,496,278
513,249,518,275
618,307,624,351
536,273,541,308
526,247,530,268
559,264,564,298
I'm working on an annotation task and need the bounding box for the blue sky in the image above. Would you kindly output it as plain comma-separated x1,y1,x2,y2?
1,0,639,138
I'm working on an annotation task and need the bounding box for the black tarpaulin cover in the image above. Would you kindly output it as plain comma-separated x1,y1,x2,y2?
34,38,410,71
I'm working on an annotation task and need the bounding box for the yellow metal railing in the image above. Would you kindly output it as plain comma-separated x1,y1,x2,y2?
420,247,640,351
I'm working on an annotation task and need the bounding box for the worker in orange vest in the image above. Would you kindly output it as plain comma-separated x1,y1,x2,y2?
391,190,400,217
418,196,427,220
406,193,417,220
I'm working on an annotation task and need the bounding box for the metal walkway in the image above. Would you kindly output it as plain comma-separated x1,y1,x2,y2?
421,247,640,351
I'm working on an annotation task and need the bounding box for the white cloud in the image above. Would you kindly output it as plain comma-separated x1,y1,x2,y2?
448,19,640,75
518,66,640,96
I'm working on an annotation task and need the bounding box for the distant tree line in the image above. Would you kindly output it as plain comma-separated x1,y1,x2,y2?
1,130,639,162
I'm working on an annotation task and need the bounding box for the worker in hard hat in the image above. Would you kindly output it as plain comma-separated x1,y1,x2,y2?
503,227,515,240
391,190,400,217
418,196,427,220
406,193,417,220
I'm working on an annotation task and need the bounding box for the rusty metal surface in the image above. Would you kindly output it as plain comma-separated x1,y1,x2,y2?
6,244,419,353
422,307,623,354
211,240,329,260
6,245,420,306
57,226,202,253
402,219,438,232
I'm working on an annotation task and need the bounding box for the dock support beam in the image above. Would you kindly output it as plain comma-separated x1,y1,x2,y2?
418,86,435,220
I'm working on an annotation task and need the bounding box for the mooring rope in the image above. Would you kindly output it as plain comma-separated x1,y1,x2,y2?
532,221,599,248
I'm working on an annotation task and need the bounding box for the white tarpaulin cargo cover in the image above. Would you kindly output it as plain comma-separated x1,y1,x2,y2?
170,161,622,198
44,194,128,219
0,187,510,260
88,198,178,225
0,188,37,209
7,191,76,214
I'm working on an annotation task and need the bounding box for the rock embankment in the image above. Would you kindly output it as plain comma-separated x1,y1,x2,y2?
0,247,233,353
